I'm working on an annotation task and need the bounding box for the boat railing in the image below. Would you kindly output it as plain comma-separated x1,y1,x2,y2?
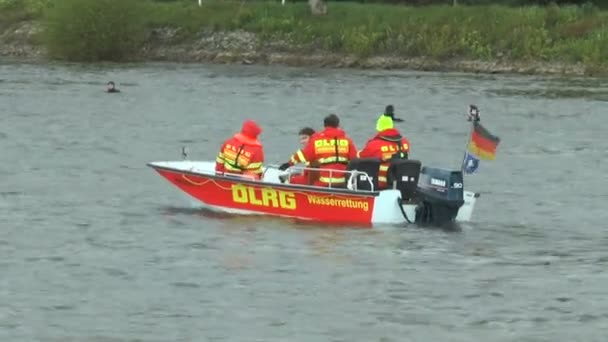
265,164,376,192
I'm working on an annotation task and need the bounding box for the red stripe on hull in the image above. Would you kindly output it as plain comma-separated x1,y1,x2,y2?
154,168,376,224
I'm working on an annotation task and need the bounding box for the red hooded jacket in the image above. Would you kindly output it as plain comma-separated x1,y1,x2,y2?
288,127,357,187
358,128,410,189
215,120,264,180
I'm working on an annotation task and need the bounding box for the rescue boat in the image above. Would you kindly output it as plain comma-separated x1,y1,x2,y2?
147,156,479,226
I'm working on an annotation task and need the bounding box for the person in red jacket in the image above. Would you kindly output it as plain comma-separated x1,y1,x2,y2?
215,120,265,180
282,127,319,185
358,115,410,189
279,114,357,187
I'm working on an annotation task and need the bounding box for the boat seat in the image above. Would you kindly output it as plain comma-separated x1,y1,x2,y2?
346,158,381,191
387,159,422,200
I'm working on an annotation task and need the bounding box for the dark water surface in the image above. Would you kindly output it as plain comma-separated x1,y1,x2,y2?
1,60,607,341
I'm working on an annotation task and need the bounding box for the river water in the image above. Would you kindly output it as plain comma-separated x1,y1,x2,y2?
1,59,607,341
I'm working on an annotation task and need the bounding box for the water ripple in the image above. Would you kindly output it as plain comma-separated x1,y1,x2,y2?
0,62,606,342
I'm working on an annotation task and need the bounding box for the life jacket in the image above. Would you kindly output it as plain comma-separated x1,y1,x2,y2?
215,120,264,179
289,127,357,187
358,128,410,189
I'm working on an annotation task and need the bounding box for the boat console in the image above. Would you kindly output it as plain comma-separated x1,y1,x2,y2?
346,158,381,191
386,159,422,201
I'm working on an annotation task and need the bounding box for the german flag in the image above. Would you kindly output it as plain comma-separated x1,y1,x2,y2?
468,122,500,160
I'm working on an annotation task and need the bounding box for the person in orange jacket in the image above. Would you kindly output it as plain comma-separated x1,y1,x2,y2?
282,127,319,185
279,114,357,187
358,114,410,189
215,120,265,180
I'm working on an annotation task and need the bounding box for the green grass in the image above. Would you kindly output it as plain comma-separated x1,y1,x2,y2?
2,0,608,67
146,0,608,65
0,0,48,30
42,0,147,61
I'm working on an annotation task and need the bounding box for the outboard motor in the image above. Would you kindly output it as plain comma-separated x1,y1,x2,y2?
346,158,381,191
415,166,465,225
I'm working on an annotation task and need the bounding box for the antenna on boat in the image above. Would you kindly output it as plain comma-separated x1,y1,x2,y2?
181,146,188,160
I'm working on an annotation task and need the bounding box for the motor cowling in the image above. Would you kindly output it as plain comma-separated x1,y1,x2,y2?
414,166,465,225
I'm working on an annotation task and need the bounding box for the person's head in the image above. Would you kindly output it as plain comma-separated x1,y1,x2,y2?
323,114,340,128
383,104,403,122
376,114,394,132
384,105,394,117
298,127,315,147
240,119,262,139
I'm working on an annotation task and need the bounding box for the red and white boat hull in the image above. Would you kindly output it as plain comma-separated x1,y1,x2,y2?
148,161,478,226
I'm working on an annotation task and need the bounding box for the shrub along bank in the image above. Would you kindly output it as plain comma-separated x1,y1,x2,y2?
1,0,607,74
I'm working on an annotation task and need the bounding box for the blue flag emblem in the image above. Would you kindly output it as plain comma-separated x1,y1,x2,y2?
463,152,480,174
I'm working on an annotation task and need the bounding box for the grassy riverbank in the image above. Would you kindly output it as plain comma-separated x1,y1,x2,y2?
1,0,607,75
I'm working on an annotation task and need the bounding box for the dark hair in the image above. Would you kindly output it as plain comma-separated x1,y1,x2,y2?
298,127,315,136
385,105,394,114
323,114,340,128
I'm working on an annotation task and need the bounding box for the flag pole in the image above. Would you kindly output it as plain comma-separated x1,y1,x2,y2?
460,125,472,174
460,122,474,175
460,104,480,175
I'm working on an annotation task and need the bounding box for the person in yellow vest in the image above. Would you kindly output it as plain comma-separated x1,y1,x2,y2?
358,115,410,189
281,127,319,185
279,114,357,187
215,120,264,180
